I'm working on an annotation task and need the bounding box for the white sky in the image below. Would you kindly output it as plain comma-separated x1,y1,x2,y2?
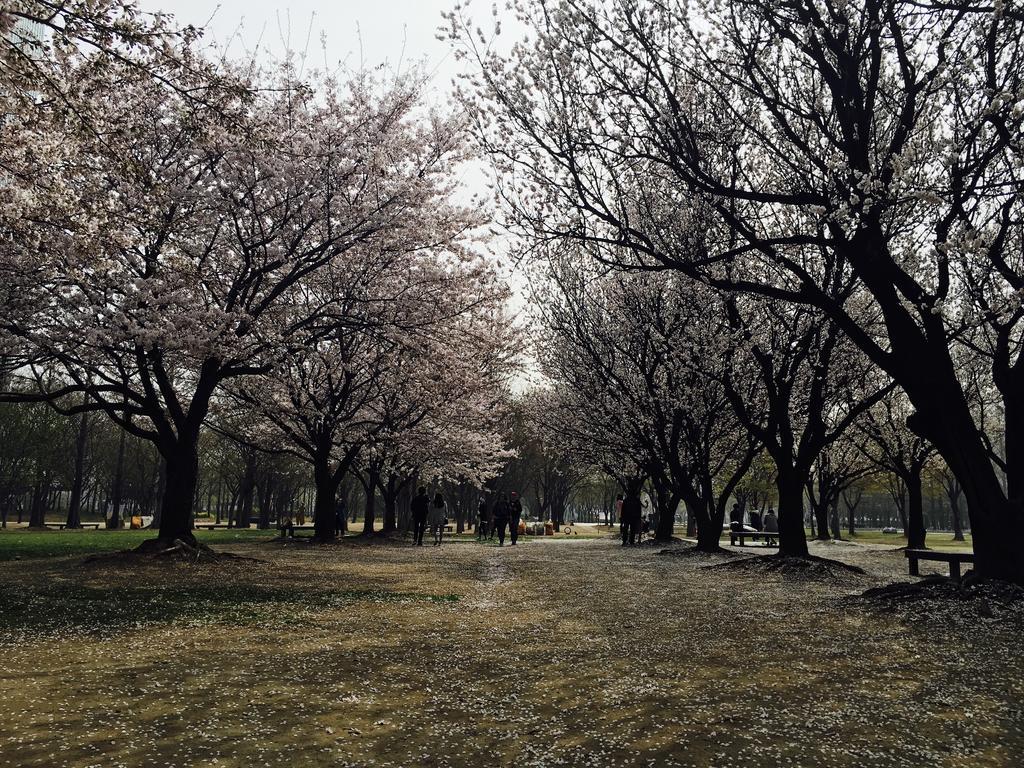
141,1,463,71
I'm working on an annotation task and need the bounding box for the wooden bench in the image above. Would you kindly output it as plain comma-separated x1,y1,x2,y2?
52,522,104,530
728,530,779,546
905,549,975,581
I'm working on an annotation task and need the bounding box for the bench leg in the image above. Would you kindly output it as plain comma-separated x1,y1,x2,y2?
950,561,961,581
909,557,919,577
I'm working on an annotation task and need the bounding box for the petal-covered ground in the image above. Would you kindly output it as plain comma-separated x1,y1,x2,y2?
0,533,1020,767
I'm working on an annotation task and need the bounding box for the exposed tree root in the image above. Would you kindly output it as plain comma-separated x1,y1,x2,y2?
82,537,263,565
637,536,685,547
853,575,1024,624
706,553,869,581
656,544,741,559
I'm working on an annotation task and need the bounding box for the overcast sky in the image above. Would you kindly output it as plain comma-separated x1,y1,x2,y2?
140,1,474,91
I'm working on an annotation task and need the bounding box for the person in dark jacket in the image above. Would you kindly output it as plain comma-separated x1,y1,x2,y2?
749,508,762,531
729,502,744,532
492,493,511,546
411,487,430,546
621,490,643,546
509,492,523,545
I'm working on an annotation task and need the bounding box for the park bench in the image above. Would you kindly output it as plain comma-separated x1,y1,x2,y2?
728,530,779,546
51,522,104,530
905,549,975,581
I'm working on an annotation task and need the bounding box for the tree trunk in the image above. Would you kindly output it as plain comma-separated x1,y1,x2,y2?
904,362,1022,581
151,459,166,528
28,479,47,528
776,469,809,558
361,468,379,536
235,451,256,529
381,476,398,533
311,457,341,541
906,467,927,550
155,439,200,543
108,427,126,529
65,410,89,529
654,491,677,541
257,474,273,530
828,498,842,540
813,501,830,542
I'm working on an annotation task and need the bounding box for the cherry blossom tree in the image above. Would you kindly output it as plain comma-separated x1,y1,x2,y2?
450,0,1024,581
534,253,762,547
1,24,482,548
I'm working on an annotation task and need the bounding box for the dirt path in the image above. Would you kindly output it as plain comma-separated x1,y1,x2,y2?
0,536,1021,767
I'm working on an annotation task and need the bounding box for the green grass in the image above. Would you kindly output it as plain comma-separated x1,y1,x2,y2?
0,527,276,561
842,529,974,550
714,527,974,550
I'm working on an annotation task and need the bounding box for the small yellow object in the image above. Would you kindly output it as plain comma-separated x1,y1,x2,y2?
130,516,143,530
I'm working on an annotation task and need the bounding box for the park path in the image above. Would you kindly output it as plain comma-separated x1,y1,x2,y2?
0,535,1021,768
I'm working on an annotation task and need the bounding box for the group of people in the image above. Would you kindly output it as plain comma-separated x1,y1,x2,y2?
408,488,526,547
615,492,647,546
476,491,523,546
410,488,450,546
730,503,779,546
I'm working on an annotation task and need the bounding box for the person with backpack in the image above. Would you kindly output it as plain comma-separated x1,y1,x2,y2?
509,491,523,545
411,487,430,546
428,492,447,546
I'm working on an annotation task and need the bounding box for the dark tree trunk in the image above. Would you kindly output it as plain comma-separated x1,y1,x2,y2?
906,467,927,550
235,451,256,529
155,439,200,543
312,457,341,542
151,459,166,528
903,362,1022,581
381,475,398,533
28,478,47,528
829,498,842,540
65,410,89,529
813,501,829,542
257,474,273,530
776,469,809,558
108,427,126,529
361,467,379,536
950,496,965,541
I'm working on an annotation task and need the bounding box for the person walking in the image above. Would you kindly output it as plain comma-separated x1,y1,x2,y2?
509,491,523,545
411,487,430,546
477,497,489,541
492,492,511,546
763,507,779,547
621,489,642,546
429,492,447,546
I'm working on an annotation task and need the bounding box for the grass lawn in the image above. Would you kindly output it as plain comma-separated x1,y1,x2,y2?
840,529,974,550
0,527,276,560
0,535,1019,767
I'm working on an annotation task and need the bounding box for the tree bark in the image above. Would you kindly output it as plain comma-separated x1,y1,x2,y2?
155,439,200,542
905,466,927,550
65,410,89,529
28,478,48,528
108,427,126,529
361,467,379,536
776,469,809,557
235,451,255,529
